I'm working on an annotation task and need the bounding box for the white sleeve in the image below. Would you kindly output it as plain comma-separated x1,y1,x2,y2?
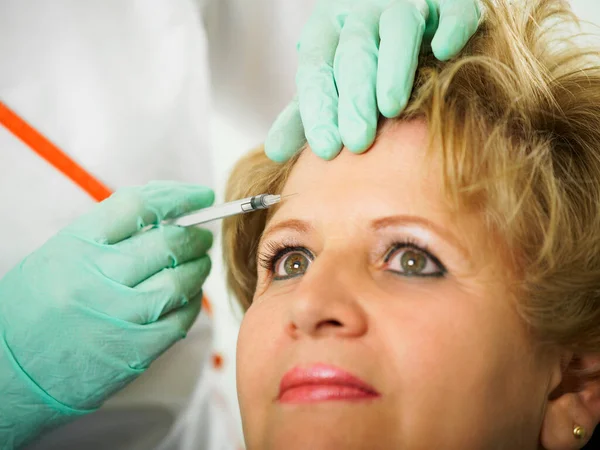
154,310,244,450
155,360,244,450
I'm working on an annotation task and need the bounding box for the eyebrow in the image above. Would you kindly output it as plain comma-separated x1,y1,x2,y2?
370,215,469,257
261,215,469,257
261,219,312,243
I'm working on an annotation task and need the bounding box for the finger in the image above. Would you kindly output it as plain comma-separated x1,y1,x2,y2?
296,13,344,160
108,225,213,287
334,3,381,153
130,296,203,369
157,294,202,339
115,256,211,325
377,0,429,118
264,98,307,163
431,0,480,61
65,181,215,244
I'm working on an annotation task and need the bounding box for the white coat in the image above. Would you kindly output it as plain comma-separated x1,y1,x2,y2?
0,0,315,449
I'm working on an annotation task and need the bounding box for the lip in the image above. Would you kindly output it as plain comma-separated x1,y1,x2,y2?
278,363,380,403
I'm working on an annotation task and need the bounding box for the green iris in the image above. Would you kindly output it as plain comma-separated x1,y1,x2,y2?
400,249,427,274
283,253,310,277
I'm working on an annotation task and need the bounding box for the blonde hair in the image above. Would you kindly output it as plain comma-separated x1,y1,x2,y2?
223,0,600,353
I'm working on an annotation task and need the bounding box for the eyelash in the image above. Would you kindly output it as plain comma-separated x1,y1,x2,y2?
383,238,447,278
257,238,447,279
258,239,307,274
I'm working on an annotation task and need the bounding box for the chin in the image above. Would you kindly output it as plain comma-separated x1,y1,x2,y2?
245,410,401,450
255,433,393,450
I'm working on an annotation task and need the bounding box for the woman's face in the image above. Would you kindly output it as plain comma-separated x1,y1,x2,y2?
237,120,561,450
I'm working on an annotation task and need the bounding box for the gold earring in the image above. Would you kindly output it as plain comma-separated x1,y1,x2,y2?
573,425,586,440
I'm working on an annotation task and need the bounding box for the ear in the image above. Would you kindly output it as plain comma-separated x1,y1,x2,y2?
540,353,600,450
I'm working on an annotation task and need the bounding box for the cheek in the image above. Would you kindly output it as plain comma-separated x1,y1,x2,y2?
237,305,266,373
369,284,546,441
373,282,530,391
236,297,285,391
236,306,264,420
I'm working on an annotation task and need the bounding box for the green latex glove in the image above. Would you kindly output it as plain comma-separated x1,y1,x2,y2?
265,0,481,162
0,181,214,449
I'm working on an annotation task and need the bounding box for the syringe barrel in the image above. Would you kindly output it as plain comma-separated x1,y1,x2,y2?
169,196,251,226
168,194,279,227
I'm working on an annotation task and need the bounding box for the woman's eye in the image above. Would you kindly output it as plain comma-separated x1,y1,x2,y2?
384,245,446,277
273,250,312,280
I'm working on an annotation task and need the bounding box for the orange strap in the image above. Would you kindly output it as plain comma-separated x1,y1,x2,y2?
0,100,112,202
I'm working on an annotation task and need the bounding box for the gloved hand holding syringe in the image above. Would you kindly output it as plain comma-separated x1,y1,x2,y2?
0,182,294,449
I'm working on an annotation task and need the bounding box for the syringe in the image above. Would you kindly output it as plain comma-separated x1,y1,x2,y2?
167,193,282,227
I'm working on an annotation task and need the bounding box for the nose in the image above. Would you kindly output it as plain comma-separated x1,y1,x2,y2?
287,252,368,339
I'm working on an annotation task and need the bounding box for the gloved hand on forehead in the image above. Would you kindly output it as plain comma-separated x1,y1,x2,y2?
265,0,481,162
0,181,214,449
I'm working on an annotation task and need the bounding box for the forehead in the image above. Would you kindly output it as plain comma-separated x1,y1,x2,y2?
278,120,447,222
285,120,433,193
